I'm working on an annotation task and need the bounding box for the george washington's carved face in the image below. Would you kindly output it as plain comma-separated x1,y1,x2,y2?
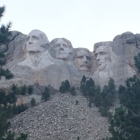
95,46,110,71
75,49,91,71
26,30,48,53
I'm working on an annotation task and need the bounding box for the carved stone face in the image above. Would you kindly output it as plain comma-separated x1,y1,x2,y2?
53,39,71,60
75,49,91,71
95,46,110,71
26,30,48,53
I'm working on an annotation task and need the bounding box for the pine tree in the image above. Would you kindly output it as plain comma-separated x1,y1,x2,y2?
69,86,76,96
31,98,36,107
0,6,27,140
134,53,140,73
0,107,10,139
94,78,116,117
0,6,13,79
59,80,71,93
103,76,140,140
28,85,33,95
42,87,50,101
0,6,11,45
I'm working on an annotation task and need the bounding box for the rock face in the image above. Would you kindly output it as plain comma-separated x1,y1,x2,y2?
1,30,140,89
10,93,110,140
93,32,140,87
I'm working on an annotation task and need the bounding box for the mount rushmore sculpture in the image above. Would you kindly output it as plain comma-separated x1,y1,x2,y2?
0,29,139,89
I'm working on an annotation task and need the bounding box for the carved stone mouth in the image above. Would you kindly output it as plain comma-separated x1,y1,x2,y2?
81,65,88,68
98,63,103,66
59,51,66,54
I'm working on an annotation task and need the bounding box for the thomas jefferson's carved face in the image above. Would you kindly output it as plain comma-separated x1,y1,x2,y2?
53,39,71,60
95,46,110,71
26,31,46,53
75,50,91,71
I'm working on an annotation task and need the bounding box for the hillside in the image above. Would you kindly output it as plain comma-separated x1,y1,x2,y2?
10,92,110,140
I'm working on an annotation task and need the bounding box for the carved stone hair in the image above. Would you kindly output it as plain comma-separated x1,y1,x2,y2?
73,47,91,61
49,38,73,59
23,29,49,51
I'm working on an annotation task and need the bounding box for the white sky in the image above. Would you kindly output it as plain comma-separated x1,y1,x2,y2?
1,0,140,51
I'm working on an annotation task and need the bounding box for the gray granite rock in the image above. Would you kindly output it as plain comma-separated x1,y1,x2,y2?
10,93,110,140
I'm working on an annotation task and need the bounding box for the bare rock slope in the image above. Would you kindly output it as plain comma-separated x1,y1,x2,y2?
10,93,110,140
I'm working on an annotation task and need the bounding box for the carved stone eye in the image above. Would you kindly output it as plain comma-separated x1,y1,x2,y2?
27,36,30,41
63,44,68,48
100,52,106,55
95,53,98,58
54,44,60,48
77,56,83,59
86,56,90,60
32,36,39,40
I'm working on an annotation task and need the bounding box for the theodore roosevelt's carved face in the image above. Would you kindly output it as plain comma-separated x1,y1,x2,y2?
26,30,48,53
74,49,91,71
95,46,110,71
52,39,72,60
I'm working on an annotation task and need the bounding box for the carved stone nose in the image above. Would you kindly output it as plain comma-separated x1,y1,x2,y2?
29,42,33,44
83,56,87,62
60,47,64,50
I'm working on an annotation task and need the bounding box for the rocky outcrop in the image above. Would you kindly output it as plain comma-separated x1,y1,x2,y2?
0,30,139,89
93,32,140,87
10,93,110,140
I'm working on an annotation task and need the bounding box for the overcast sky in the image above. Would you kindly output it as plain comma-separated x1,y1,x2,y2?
1,0,140,51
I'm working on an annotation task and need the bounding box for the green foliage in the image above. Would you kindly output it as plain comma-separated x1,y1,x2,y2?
19,85,27,95
80,77,95,98
0,51,6,66
0,6,12,45
0,68,13,79
77,136,80,140
0,89,16,106
69,86,76,96
94,78,116,117
119,76,140,114
0,107,10,139
59,80,70,93
42,87,50,101
5,104,27,118
11,84,33,96
15,133,28,140
134,53,140,73
103,76,140,140
80,76,116,117
0,22,12,45
0,6,13,79
30,98,36,107
28,85,33,95
81,75,86,84
0,6,28,140
0,85,29,118
0,6,4,18
0,106,28,140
